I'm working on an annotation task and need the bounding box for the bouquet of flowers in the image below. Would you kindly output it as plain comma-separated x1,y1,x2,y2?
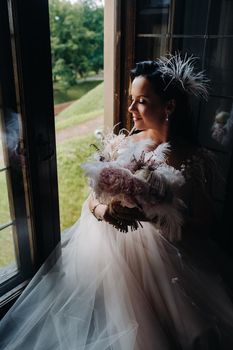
82,131,185,241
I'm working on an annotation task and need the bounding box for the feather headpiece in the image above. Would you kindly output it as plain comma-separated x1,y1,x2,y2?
156,53,209,100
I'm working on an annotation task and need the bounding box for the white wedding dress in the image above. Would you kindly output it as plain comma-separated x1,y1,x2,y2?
1,138,233,350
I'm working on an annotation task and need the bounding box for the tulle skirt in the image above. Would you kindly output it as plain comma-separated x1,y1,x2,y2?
1,200,233,349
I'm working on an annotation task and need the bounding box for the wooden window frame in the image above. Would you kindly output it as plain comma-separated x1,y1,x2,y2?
104,0,137,131
0,0,60,318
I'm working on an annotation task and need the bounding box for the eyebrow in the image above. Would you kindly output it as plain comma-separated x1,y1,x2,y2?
129,94,150,98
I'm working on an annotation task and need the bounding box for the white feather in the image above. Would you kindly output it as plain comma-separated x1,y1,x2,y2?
155,164,185,190
143,198,185,242
157,53,209,100
117,139,154,164
84,130,186,241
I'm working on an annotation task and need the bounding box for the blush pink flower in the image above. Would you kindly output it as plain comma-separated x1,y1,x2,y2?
98,167,134,195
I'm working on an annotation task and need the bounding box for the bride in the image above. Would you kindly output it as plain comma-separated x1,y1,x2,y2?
1,54,233,349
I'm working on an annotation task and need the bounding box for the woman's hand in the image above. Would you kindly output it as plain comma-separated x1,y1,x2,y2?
88,196,107,221
89,196,152,232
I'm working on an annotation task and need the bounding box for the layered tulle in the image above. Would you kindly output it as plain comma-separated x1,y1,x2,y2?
1,200,233,349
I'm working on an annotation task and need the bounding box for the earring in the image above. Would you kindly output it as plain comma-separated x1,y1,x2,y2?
165,113,169,122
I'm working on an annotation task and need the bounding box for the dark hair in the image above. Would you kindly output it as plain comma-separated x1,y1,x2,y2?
130,60,196,145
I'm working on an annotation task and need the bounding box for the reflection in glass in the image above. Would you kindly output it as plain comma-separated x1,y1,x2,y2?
0,170,12,225
211,105,233,147
171,38,205,68
210,152,231,202
137,0,171,35
0,132,5,169
205,38,233,97
135,37,168,61
208,0,233,36
198,97,233,150
172,0,208,35
0,226,16,269
197,97,233,203
0,115,18,270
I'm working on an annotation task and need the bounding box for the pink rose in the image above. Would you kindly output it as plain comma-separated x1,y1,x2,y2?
98,167,133,195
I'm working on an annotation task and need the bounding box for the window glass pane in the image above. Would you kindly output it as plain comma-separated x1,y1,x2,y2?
204,38,233,97
0,170,12,225
172,0,208,35
0,134,5,169
137,0,171,35
208,0,233,36
171,38,205,64
0,226,16,269
0,154,17,271
210,152,230,202
135,38,205,64
198,96,233,152
135,37,169,61
197,96,233,202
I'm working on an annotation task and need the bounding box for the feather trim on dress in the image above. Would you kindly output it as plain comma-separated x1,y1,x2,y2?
83,132,186,241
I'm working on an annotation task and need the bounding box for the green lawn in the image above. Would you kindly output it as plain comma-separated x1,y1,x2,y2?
0,226,15,268
53,80,103,105
0,79,103,267
0,171,16,267
57,133,98,231
0,134,98,267
55,81,104,130
0,171,12,224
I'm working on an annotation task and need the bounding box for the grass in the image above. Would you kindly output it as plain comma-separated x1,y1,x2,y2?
55,81,104,130
57,133,98,231
56,109,103,131
0,134,98,267
0,227,15,268
0,79,103,267
0,171,16,267
53,80,103,105
55,81,103,228
0,172,11,224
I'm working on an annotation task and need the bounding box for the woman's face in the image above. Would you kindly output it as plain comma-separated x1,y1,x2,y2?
128,76,167,130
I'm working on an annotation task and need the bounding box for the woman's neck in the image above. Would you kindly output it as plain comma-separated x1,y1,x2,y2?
144,127,169,144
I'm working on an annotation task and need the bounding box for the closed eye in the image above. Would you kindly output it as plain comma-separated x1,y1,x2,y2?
139,97,146,104
128,96,147,105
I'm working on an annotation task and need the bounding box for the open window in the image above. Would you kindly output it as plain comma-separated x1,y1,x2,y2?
1,0,233,318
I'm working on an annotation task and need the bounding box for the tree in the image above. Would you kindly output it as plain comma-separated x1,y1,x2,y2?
49,0,103,86
82,3,103,74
